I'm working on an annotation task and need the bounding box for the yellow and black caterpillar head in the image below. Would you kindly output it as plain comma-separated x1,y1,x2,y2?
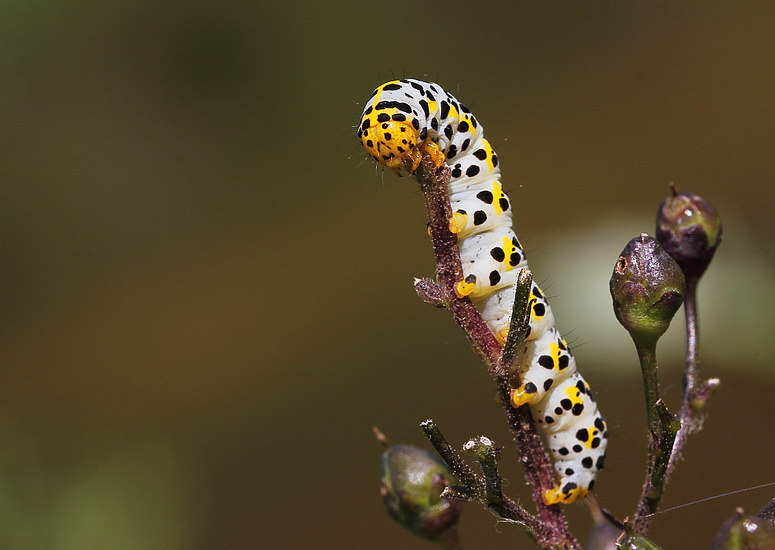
358,79,486,175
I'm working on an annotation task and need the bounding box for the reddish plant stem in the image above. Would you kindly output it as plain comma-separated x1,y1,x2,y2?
683,278,699,393
414,160,503,362
414,158,580,550
665,277,719,482
665,277,699,485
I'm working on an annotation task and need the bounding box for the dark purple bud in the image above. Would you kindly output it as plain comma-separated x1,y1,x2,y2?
656,186,723,282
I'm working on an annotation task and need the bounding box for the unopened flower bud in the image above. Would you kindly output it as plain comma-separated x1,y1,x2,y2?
656,187,723,282
380,444,461,544
610,234,686,348
711,509,775,550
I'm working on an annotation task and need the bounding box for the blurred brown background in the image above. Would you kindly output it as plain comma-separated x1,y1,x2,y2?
1,1,774,548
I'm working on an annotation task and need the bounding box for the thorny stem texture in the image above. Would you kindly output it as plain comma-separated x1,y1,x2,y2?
414,158,580,550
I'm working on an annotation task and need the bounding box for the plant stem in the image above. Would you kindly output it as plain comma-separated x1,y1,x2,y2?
683,278,699,393
413,159,503,362
665,277,698,485
422,420,555,547
462,436,504,503
665,277,720,483
632,342,680,534
638,343,661,431
421,420,484,497
414,158,580,550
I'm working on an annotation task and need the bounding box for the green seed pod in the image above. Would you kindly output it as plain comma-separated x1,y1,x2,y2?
380,444,461,545
711,509,775,550
610,234,686,349
656,188,723,282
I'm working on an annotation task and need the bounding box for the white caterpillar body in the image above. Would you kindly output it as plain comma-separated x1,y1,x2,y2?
358,79,607,505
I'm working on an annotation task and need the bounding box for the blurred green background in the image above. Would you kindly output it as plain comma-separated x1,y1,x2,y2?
1,1,774,548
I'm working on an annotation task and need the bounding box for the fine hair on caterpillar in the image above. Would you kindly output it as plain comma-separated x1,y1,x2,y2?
358,78,608,505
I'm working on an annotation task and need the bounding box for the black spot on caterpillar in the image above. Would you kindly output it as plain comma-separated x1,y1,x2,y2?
358,79,608,505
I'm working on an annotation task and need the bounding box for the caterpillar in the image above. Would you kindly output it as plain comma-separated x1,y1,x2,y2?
358,79,608,505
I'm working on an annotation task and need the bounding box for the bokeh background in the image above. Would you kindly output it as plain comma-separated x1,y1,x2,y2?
1,1,774,548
